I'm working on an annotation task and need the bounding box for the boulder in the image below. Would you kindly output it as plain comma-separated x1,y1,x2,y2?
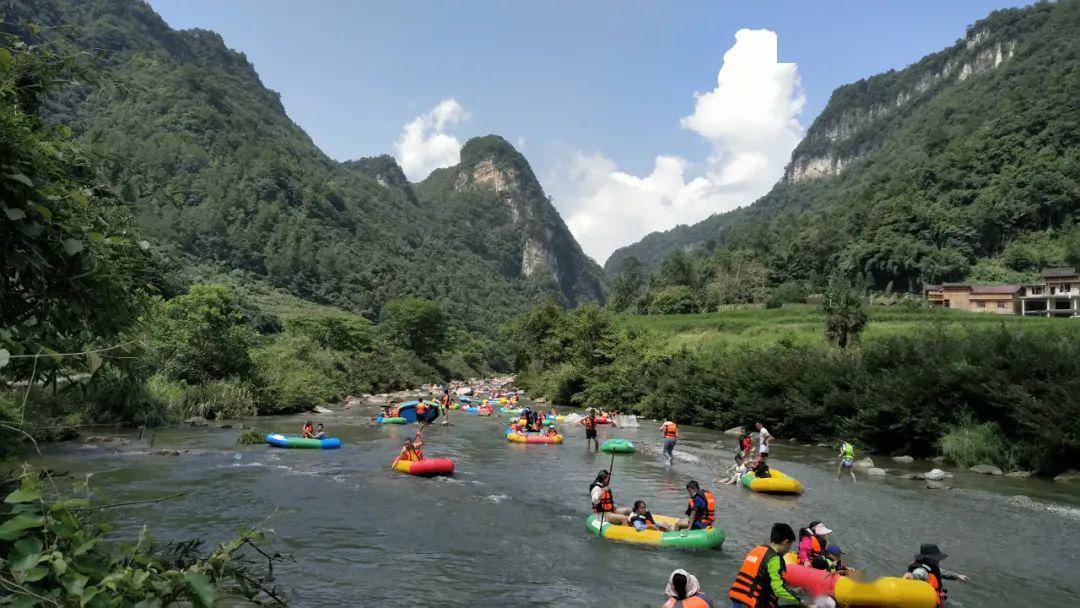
724,426,745,437
854,457,875,469
816,443,830,448
1054,469,1080,483
892,455,914,464
153,449,186,456
1005,470,1033,478
312,405,333,414
969,464,1003,476
925,481,951,490
923,468,953,481
866,467,888,476
184,416,209,427
931,456,946,464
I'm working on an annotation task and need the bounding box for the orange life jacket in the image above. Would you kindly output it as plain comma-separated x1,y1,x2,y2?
662,422,678,439
400,446,420,462
591,483,615,513
302,424,314,438
669,596,711,608
908,561,946,606
729,545,782,608
417,403,427,414
686,490,716,527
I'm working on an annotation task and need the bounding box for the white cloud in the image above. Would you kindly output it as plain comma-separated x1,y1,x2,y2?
393,98,468,181
550,29,805,263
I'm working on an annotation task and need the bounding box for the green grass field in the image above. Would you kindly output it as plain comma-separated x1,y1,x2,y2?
617,304,1070,351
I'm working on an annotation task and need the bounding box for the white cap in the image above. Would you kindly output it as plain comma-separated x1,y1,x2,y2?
812,523,833,536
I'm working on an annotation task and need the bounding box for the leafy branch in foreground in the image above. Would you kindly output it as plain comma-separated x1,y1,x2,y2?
0,466,287,607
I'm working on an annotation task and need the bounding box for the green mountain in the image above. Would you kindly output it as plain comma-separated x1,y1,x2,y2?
606,0,1080,292
3,0,605,334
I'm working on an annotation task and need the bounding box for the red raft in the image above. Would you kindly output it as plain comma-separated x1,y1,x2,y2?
392,457,454,477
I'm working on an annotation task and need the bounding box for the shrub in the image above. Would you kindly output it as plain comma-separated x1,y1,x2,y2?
236,429,265,445
939,415,1018,470
251,334,339,414
150,285,256,383
647,285,699,315
177,379,256,420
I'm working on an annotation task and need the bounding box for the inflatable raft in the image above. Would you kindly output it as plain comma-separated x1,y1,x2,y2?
783,563,937,608
600,438,635,453
392,457,455,477
377,416,407,425
740,468,804,494
593,416,612,425
499,406,523,415
265,433,341,449
585,513,724,550
506,428,564,444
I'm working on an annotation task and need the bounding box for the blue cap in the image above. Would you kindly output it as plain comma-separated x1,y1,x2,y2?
826,545,842,556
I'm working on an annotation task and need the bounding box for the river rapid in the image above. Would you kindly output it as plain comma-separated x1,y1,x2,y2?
29,404,1080,607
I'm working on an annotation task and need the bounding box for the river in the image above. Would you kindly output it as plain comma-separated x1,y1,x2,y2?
29,405,1080,607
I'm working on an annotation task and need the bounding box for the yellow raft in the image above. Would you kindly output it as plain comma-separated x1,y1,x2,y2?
740,468,804,494
835,577,938,608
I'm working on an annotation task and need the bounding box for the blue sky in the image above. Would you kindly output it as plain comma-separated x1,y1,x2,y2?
148,0,1035,262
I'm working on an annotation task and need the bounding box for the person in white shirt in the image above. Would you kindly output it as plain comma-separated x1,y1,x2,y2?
755,422,772,456
721,453,748,485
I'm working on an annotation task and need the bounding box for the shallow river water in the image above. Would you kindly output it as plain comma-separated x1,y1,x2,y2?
30,405,1080,607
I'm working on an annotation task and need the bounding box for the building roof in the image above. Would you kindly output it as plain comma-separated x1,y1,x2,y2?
970,284,1021,294
1043,267,1079,278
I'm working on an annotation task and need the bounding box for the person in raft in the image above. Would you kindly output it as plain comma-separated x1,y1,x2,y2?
797,522,832,567
729,523,805,607
313,423,327,440
589,469,631,524
663,569,716,607
722,454,748,485
581,410,600,451
812,545,857,576
837,441,856,482
755,422,772,457
676,480,716,530
301,420,314,438
545,424,559,437
749,455,772,478
630,500,672,532
660,419,678,465
399,437,422,462
903,543,969,606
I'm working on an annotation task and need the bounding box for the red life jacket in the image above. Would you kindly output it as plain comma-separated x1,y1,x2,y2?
669,596,711,608
584,416,596,430
729,545,782,608
302,424,314,438
590,483,615,513
417,403,428,414
686,490,716,526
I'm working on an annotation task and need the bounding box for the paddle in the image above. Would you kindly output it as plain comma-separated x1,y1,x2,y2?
597,443,618,532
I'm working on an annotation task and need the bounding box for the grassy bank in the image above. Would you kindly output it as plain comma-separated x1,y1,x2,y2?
509,303,1080,475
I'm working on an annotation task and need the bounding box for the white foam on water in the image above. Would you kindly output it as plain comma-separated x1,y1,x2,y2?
483,494,511,503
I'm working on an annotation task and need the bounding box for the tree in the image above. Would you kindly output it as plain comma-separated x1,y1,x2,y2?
379,298,448,360
1063,226,1080,269
609,255,644,312
150,285,255,383
822,276,868,349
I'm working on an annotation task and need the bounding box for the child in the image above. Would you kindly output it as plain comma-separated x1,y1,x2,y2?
399,438,421,462
722,454,748,485
301,420,314,438
314,423,327,440
750,456,772,478
630,500,671,532
546,425,558,436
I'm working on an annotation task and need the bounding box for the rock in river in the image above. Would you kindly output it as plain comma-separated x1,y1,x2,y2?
854,457,875,469
312,405,333,414
866,467,887,476
724,426,744,436
924,468,954,481
969,464,1003,475
184,416,209,427
1054,469,1080,483
892,455,914,464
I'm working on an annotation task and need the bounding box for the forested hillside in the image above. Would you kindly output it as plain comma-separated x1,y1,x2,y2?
2,0,605,337
606,1,1080,302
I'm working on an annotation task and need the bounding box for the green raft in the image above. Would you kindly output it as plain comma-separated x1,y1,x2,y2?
600,438,635,453
377,416,407,425
585,513,724,550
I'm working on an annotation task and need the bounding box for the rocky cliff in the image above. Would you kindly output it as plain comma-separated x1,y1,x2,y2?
784,8,1041,182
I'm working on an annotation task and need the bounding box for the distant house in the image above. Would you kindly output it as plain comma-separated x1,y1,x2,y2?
1019,267,1080,317
923,283,1021,314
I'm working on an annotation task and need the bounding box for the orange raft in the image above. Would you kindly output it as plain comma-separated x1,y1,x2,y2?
392,457,454,476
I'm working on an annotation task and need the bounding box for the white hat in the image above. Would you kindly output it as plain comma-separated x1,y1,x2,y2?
812,523,833,536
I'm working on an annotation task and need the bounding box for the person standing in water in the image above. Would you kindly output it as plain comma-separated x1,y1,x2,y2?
661,419,678,465
581,410,600,451
439,389,452,426
756,422,772,457
837,441,856,481
729,523,804,607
